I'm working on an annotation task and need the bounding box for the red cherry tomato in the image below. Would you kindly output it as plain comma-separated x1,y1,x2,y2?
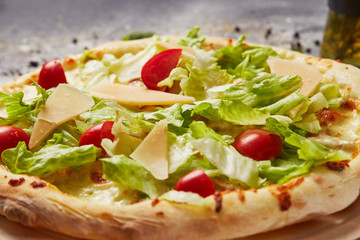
174,169,215,198
38,59,67,90
0,126,30,155
79,121,115,155
141,49,182,91
232,129,282,161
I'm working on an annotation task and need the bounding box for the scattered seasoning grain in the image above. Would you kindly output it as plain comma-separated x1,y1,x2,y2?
265,28,272,39
29,61,39,68
305,48,312,53
234,26,241,33
314,40,321,46
293,31,300,39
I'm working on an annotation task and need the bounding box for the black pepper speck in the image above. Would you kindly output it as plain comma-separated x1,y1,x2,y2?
29,61,39,68
265,28,272,39
293,31,300,39
234,26,241,33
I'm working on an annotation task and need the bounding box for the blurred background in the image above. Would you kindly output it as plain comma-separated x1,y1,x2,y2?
0,0,328,84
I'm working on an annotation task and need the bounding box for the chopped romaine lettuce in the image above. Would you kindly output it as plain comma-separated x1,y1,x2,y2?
2,138,100,176
101,155,168,198
177,26,206,48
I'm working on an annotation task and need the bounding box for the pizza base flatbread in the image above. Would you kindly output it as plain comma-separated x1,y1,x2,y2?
1,37,360,240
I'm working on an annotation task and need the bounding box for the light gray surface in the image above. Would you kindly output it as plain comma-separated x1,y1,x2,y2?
0,0,328,84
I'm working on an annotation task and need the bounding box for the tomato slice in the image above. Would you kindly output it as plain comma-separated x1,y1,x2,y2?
232,129,282,161
141,49,182,91
79,121,115,155
174,169,215,198
0,126,30,155
38,59,67,90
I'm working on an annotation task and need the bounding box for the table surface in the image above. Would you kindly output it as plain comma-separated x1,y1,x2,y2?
2,1,357,240
0,0,328,85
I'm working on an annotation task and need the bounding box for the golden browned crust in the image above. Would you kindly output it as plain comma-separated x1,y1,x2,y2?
1,37,360,240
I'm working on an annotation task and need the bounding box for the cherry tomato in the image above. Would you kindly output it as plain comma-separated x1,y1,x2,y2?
0,126,30,155
141,49,182,91
174,169,215,198
79,121,115,155
232,129,282,161
38,59,67,90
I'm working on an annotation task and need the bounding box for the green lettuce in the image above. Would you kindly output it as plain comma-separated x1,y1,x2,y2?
177,26,206,48
266,117,347,163
101,155,168,198
192,99,270,125
224,73,302,108
191,137,260,188
2,136,100,176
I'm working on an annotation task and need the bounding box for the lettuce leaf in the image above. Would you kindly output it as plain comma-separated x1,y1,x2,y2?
192,99,270,125
2,138,100,176
191,137,260,188
177,26,206,48
101,155,168,198
266,117,347,163
224,73,302,108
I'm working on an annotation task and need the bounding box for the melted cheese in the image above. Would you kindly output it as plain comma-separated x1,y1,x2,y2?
29,85,94,150
267,56,322,97
89,83,195,105
130,119,168,180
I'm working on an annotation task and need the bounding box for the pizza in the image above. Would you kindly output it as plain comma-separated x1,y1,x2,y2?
0,27,360,239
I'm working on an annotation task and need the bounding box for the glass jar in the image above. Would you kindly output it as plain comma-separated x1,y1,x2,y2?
320,0,360,67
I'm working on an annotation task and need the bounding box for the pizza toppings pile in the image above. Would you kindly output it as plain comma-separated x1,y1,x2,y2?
0,27,356,208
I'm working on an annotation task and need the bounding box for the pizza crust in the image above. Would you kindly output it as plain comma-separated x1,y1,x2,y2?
1,37,360,240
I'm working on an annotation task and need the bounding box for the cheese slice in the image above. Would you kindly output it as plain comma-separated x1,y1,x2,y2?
267,56,322,97
29,84,95,150
130,119,168,180
89,83,195,105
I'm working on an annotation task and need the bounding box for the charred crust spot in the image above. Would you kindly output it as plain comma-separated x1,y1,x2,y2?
312,175,324,185
214,192,222,212
151,198,160,207
270,177,304,211
271,189,292,211
156,211,164,217
30,181,47,188
237,188,245,202
90,172,109,184
326,160,350,171
8,177,25,187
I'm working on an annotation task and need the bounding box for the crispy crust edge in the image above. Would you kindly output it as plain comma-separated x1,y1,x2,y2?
0,36,360,240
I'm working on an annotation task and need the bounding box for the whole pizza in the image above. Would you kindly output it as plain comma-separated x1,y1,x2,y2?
0,27,360,240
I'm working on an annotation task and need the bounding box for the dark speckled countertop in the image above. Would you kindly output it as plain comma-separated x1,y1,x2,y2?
0,0,328,84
